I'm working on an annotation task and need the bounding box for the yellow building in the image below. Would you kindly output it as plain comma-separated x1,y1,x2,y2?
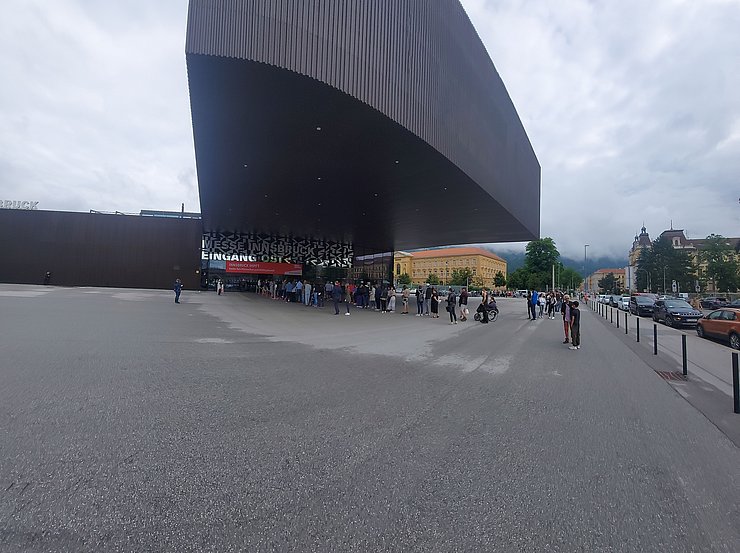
586,268,626,293
394,247,507,289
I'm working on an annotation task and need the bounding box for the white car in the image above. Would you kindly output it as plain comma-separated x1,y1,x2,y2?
618,296,630,311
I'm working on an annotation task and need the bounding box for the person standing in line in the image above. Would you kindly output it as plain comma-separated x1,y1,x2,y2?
173,278,182,304
294,280,303,304
530,290,539,321
538,292,545,318
446,288,458,324
569,301,581,350
424,283,433,316
387,286,396,312
369,283,376,310
380,284,388,313
374,283,381,311
459,286,469,321
430,287,440,318
401,285,410,314
331,280,343,315
416,284,424,316
344,283,352,316
303,281,312,306
562,294,572,344
526,291,532,319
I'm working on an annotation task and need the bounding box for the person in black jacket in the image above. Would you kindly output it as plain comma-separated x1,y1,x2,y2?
458,287,469,321
446,288,458,324
416,285,424,316
331,280,343,315
424,283,433,316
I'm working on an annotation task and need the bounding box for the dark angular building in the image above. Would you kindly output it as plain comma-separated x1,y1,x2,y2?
187,0,540,265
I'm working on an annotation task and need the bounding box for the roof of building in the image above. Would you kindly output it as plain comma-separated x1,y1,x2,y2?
408,247,506,262
593,268,625,274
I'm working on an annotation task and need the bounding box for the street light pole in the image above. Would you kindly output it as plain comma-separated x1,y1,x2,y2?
584,244,590,295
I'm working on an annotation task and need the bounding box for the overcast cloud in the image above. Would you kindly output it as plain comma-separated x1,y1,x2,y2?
1,0,738,259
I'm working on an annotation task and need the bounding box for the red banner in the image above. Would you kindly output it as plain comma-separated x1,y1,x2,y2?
225,261,302,275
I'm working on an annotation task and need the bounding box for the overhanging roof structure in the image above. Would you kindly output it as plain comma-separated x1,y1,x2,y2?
186,0,540,252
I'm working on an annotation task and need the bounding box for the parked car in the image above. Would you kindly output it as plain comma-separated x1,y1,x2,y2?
728,299,740,308
652,299,703,327
618,296,631,311
608,295,622,307
629,295,656,316
696,308,740,350
700,297,729,309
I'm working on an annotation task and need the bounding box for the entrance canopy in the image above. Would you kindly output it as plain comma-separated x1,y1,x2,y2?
186,0,540,254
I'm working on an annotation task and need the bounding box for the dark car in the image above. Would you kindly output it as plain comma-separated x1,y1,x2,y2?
700,297,729,309
629,295,655,316
608,294,621,307
652,299,703,327
728,299,740,308
697,308,740,350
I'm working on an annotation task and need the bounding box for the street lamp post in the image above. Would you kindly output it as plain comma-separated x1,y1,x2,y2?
584,244,590,295
637,268,651,292
663,265,668,295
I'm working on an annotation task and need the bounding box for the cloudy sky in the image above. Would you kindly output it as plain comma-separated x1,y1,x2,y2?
1,0,738,259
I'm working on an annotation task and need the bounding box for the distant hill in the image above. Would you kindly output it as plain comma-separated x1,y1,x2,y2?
483,247,626,275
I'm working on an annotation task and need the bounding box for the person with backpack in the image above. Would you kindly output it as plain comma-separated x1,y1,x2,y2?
416,284,424,316
446,288,458,324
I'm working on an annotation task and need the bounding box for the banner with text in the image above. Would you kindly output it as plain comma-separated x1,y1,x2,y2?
225,261,303,275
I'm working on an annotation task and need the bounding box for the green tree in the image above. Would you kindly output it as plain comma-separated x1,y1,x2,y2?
450,267,474,286
524,237,560,274
507,268,528,290
597,272,621,294
397,273,412,285
559,267,583,291
427,273,440,285
493,271,507,287
637,237,695,293
701,234,739,292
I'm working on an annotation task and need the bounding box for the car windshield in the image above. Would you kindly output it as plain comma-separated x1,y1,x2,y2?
664,300,692,309
635,297,654,304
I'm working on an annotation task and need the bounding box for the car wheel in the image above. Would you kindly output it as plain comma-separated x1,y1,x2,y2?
666,316,674,327
652,313,658,322
697,324,704,338
730,332,740,351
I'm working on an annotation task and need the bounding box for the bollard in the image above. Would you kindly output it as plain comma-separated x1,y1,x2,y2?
616,310,619,328
625,312,628,334
682,334,688,377
733,353,739,414
653,324,658,355
611,308,613,324
636,318,640,342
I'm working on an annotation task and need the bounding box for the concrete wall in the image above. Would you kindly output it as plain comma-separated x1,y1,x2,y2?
0,210,202,290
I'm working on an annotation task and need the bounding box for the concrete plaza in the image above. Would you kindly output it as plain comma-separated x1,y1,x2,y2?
1,284,739,552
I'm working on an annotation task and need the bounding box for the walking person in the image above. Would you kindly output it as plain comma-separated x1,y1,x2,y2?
459,286,469,321
446,288,458,324
416,285,424,316
430,287,439,318
424,283,432,316
173,278,182,304
401,285,410,314
569,301,581,350
562,294,572,343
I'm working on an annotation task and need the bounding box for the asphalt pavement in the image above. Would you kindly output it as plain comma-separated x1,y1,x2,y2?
1,284,739,552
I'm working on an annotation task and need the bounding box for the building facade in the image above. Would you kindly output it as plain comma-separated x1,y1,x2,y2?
628,225,740,293
585,268,627,294
393,247,507,289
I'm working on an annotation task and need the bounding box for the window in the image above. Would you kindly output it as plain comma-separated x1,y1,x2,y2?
721,311,736,321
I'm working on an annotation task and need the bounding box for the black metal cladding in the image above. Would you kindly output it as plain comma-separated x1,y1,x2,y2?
186,0,540,248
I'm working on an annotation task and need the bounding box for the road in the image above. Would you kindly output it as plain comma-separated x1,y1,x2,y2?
1,285,739,552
